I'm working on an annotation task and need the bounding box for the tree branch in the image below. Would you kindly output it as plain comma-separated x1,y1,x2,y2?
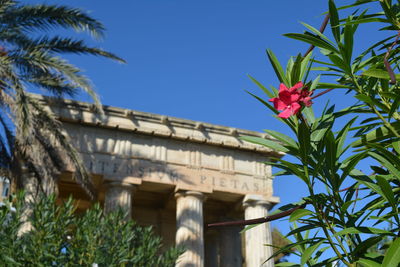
303,14,331,58
207,203,307,227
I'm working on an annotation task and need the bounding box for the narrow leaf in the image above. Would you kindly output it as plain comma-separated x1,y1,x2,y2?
241,136,289,153
382,237,400,267
289,209,314,222
266,49,289,85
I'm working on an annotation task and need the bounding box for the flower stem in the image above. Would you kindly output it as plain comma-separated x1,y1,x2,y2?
384,31,400,85
311,88,334,99
207,203,307,227
303,14,330,58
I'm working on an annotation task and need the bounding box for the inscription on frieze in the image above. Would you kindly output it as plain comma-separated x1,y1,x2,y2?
82,153,267,194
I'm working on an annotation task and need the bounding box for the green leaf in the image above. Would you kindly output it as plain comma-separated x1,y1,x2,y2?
266,49,289,85
310,114,334,143
376,176,395,208
275,263,300,267
353,236,385,258
286,224,318,237
264,237,323,264
300,22,333,44
362,68,400,80
329,0,341,42
334,227,393,237
3,255,22,266
269,200,307,216
301,240,324,266
315,82,349,89
340,151,368,181
263,130,298,148
303,106,315,124
355,94,375,105
343,16,354,64
382,237,400,267
340,198,362,213
298,122,310,162
356,258,382,267
246,92,297,132
338,1,381,11
241,223,262,233
328,54,350,73
340,17,388,26
392,140,400,154
290,54,303,86
284,33,339,54
351,121,400,147
246,91,280,118
310,75,321,91
240,136,289,153
350,169,386,198
324,131,337,175
369,151,400,181
300,50,313,81
289,209,314,222
336,117,357,157
388,94,400,119
248,75,274,98
286,57,294,85
275,159,309,183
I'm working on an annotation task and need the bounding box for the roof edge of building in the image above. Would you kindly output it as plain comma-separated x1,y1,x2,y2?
32,93,285,157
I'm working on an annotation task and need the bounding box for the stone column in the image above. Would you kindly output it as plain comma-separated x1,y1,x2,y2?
104,181,135,220
243,195,274,267
175,190,205,267
219,223,242,267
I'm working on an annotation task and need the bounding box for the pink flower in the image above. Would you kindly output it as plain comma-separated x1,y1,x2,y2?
300,87,313,107
269,82,312,119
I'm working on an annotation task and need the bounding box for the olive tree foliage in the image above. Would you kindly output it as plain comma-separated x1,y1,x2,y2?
244,0,400,266
0,0,125,199
0,194,181,266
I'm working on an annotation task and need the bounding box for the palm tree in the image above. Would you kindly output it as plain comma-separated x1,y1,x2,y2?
271,227,297,263
0,0,125,200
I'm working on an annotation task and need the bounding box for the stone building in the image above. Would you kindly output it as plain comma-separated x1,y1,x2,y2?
4,96,283,267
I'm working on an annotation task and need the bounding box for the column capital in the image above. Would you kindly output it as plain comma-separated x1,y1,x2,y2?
242,194,274,210
104,180,137,190
104,180,135,220
174,190,205,201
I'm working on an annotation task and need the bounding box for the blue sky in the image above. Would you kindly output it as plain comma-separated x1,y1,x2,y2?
51,0,330,215
35,0,387,253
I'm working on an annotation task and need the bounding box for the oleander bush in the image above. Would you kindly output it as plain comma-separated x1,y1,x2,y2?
0,194,181,266
245,0,400,265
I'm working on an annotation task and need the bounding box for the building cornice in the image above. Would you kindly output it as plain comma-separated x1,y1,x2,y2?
34,94,284,157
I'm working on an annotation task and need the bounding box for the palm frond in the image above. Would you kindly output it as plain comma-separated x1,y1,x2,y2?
27,96,96,199
1,4,106,39
29,37,126,63
0,0,123,199
0,111,14,154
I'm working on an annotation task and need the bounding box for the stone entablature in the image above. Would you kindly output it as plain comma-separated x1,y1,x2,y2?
38,95,282,199
39,95,280,153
